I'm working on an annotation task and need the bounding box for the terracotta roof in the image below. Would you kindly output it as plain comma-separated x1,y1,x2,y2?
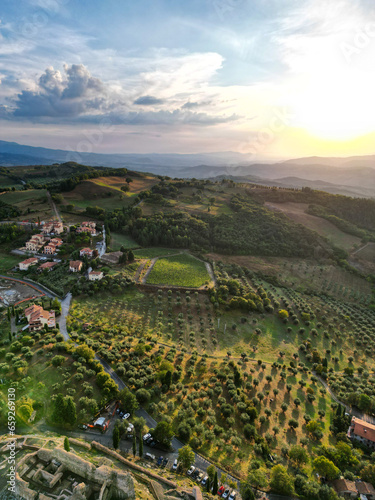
89,271,102,275
352,418,375,443
20,258,38,265
332,479,357,494
39,262,57,270
80,247,93,253
357,482,375,495
70,260,83,269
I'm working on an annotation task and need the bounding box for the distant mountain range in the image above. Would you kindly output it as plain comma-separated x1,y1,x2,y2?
0,140,374,198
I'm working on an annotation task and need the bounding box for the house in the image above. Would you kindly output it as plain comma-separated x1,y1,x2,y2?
42,221,64,235
25,233,45,252
357,482,375,500
50,238,63,247
19,257,38,271
69,260,83,272
43,243,56,255
82,221,96,229
348,417,375,450
38,261,57,272
24,304,55,331
88,270,103,281
331,479,358,498
80,247,94,258
76,225,96,236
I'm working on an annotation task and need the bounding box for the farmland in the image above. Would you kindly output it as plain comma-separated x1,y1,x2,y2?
146,253,212,288
265,201,362,251
110,232,139,251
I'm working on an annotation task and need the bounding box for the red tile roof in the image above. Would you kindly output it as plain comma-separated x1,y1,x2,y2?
352,417,375,443
357,482,375,495
331,479,357,494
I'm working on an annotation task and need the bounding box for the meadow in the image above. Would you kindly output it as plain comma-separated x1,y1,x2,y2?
110,232,139,251
147,253,212,288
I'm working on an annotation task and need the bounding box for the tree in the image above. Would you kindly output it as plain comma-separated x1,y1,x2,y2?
75,344,95,362
64,437,70,452
278,309,289,320
121,185,130,192
128,249,134,262
213,471,218,494
113,426,120,450
52,393,66,424
270,465,294,496
289,445,309,467
178,445,195,470
247,468,268,488
240,483,255,500
65,397,77,426
151,421,174,447
313,456,340,480
361,463,375,485
139,429,143,457
133,432,136,457
206,464,216,483
119,389,139,414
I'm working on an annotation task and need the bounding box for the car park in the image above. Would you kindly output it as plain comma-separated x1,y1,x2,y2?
157,456,163,466
229,492,237,500
145,453,155,461
172,459,178,471
222,488,230,498
143,433,151,441
218,486,225,496
187,465,195,476
201,475,208,486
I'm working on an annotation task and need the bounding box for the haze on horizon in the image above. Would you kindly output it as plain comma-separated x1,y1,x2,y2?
1,0,375,160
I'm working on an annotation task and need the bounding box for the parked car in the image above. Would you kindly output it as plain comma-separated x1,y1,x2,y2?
187,465,195,476
122,413,130,420
145,453,155,461
218,486,225,496
146,437,153,445
192,469,200,479
222,488,231,498
229,492,237,500
143,432,151,441
172,459,178,471
149,440,157,448
162,457,169,467
78,424,87,430
201,475,208,486
196,471,204,482
157,456,163,466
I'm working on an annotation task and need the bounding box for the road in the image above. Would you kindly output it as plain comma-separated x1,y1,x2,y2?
96,225,106,257
47,191,62,224
59,292,72,340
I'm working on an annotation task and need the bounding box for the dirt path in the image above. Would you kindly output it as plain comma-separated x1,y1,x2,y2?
142,257,158,284
47,191,62,223
352,242,370,256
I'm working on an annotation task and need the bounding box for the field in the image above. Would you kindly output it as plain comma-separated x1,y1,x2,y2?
134,247,181,259
147,253,212,288
62,175,158,212
0,251,22,274
207,254,372,305
265,202,362,251
0,189,53,222
354,242,375,261
110,232,139,251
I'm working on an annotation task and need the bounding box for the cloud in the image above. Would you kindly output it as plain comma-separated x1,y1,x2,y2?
12,64,109,118
182,100,212,109
133,95,165,105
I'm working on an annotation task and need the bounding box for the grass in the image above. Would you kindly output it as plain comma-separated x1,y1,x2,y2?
134,247,181,259
110,232,139,251
147,253,211,288
264,202,362,251
1,189,47,204
0,252,22,274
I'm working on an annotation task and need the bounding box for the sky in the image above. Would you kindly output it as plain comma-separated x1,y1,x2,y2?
1,0,375,159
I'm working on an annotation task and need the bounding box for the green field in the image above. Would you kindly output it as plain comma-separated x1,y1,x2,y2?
110,232,139,251
134,247,181,259
1,189,47,204
0,251,22,273
147,253,211,287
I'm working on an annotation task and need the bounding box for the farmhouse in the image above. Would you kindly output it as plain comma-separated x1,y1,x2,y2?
50,237,63,247
19,257,38,271
88,270,103,281
357,482,375,499
77,222,97,236
348,417,375,450
331,478,357,498
38,261,57,272
42,220,64,235
80,247,94,258
69,260,83,272
25,304,55,331
43,243,56,255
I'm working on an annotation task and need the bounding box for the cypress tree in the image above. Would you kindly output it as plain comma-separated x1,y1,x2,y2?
52,394,66,424
213,471,218,495
113,427,120,450
139,429,143,457
65,397,77,426
64,437,70,452
133,432,136,457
